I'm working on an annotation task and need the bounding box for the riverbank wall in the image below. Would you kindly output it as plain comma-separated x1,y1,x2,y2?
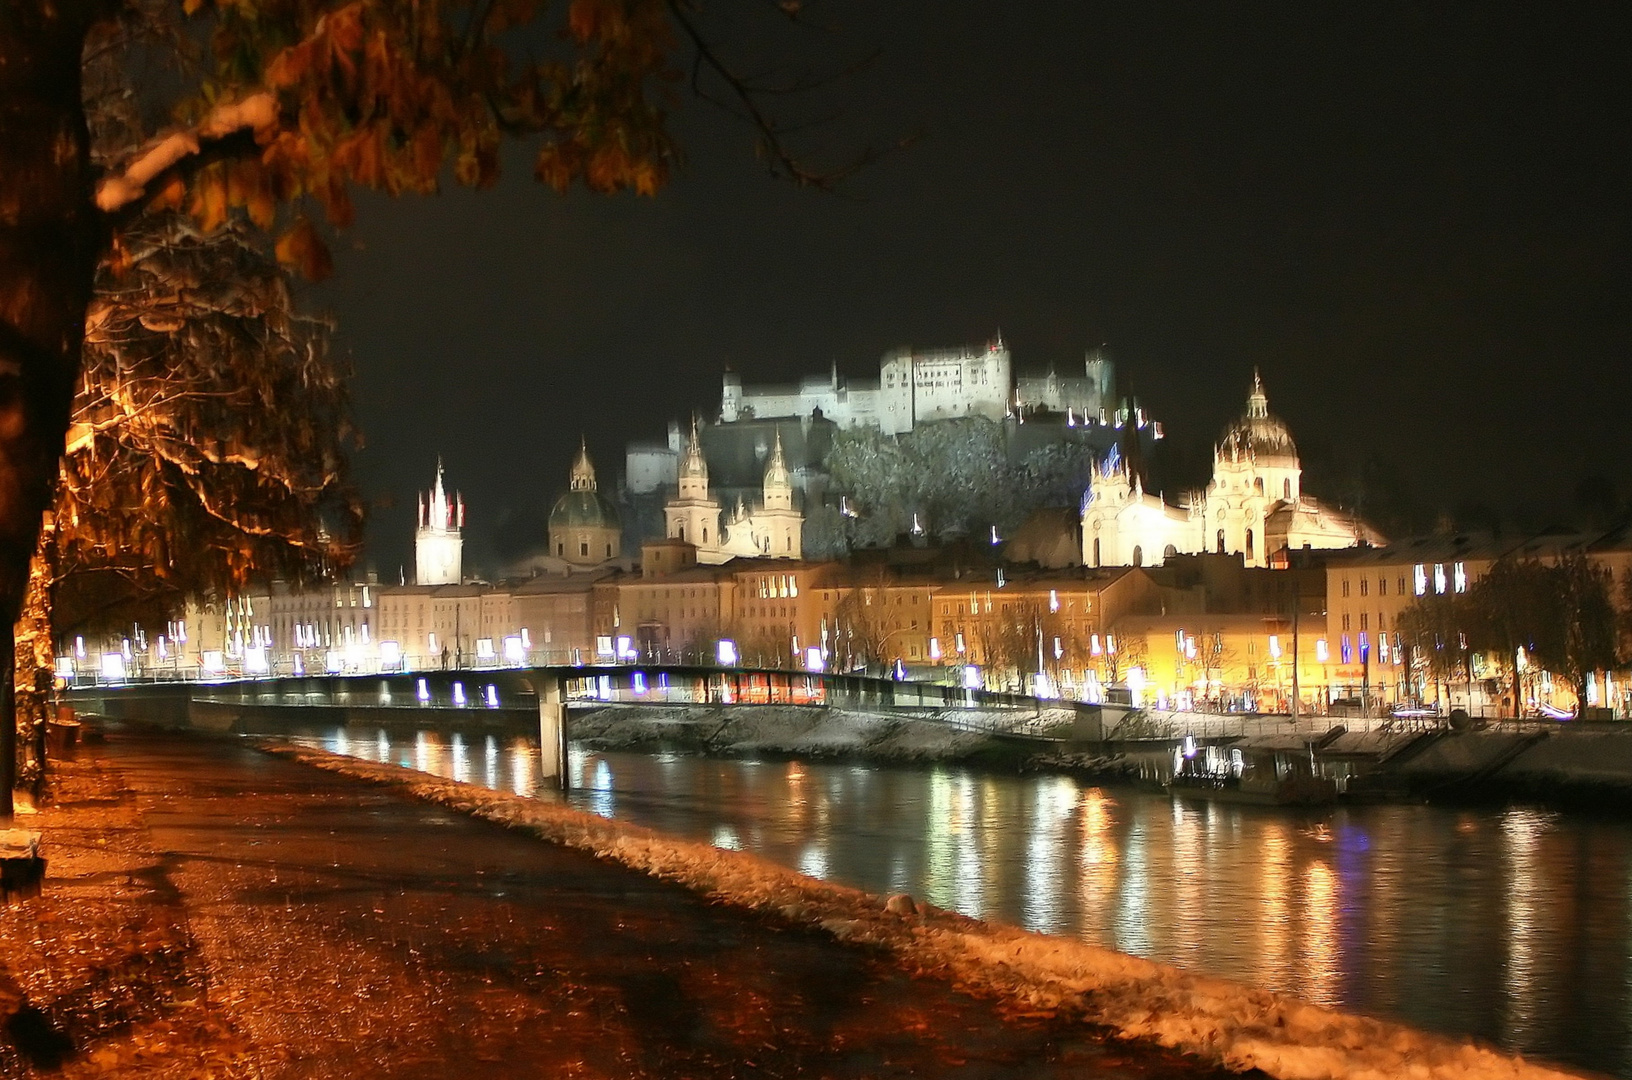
573,702,1632,806
566,702,1070,767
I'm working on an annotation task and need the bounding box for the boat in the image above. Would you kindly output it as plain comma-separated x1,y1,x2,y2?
1166,741,1338,806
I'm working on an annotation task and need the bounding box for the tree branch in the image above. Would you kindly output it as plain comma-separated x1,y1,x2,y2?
93,92,279,215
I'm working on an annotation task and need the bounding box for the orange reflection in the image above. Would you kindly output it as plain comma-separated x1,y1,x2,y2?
1257,824,1291,991
1302,859,1339,1007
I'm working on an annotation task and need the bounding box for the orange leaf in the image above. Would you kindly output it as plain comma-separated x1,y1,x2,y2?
274,217,334,281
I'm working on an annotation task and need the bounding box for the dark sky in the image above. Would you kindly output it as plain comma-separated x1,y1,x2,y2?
311,1,1631,579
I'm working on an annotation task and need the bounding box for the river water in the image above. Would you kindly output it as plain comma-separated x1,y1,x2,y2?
291,726,1632,1077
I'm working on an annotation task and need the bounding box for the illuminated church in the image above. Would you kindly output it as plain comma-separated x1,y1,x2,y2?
414,460,464,584
665,420,802,563
1082,373,1381,568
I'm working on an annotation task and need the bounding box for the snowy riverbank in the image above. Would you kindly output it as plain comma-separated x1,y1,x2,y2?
568,701,1030,763
262,740,1587,1080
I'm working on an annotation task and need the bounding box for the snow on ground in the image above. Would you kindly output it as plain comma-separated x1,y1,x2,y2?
259,741,1587,1080
570,703,1001,760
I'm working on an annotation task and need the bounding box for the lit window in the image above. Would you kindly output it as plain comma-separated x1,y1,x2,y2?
1433,564,1447,594
1453,563,1467,593
1315,638,1329,663
1413,565,1427,596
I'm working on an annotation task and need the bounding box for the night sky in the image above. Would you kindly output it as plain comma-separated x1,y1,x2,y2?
310,1,1631,579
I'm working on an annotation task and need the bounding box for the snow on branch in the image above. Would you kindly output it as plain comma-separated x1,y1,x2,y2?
94,92,278,214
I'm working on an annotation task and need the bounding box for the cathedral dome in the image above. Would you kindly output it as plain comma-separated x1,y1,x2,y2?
1218,371,1298,464
549,489,621,531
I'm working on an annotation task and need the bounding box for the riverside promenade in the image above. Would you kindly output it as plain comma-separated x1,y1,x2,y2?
0,729,1241,1079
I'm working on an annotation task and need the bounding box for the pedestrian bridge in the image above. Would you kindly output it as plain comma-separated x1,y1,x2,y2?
67,664,1108,787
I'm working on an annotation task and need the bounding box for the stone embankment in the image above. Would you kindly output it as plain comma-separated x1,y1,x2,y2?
568,701,1056,764
573,702,1632,804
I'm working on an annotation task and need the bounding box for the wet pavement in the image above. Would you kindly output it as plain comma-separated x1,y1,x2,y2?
87,729,1248,1078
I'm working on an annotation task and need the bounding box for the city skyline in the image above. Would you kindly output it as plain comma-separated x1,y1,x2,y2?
310,1,1631,576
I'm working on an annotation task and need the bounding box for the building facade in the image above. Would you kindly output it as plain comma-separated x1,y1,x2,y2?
664,423,802,564
1084,373,1381,569
719,340,1114,435
414,461,464,585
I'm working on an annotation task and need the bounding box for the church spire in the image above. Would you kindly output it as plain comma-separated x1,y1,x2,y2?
680,416,708,480
1247,368,1268,419
570,436,596,492
762,429,793,511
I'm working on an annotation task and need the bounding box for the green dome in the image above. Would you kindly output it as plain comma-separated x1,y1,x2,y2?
549,490,621,531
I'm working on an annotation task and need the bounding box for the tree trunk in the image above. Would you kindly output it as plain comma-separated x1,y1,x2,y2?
14,513,57,798
0,6,102,817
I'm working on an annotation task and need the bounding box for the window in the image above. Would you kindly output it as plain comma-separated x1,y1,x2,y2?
1359,578,1368,597
1433,563,1447,594
1341,579,1350,598
1360,613,1368,630
1283,478,1292,500
580,541,589,558
1413,565,1427,596
1398,576,1407,595
1245,529,1254,558
1254,477,1264,495
1215,530,1225,554
1092,538,1100,565
1453,562,1467,593
1378,577,1387,597
1132,545,1143,567
1342,613,1351,631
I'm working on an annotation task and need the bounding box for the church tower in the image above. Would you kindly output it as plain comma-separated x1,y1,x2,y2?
756,430,802,558
665,418,722,557
762,430,792,510
549,439,622,567
415,460,463,585
1204,370,1302,567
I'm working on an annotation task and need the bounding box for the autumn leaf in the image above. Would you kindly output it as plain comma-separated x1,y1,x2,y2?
274,217,333,280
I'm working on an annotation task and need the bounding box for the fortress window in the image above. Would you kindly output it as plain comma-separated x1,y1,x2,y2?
580,542,589,557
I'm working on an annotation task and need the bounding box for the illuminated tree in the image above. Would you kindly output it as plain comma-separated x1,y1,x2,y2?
0,0,863,809
1395,591,1478,710
1523,553,1616,710
11,212,362,788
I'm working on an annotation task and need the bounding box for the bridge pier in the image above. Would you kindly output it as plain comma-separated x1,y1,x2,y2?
539,675,568,792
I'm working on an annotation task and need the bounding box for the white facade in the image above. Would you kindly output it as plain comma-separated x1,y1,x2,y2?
665,423,802,564
1083,374,1379,569
719,339,1108,436
414,461,463,585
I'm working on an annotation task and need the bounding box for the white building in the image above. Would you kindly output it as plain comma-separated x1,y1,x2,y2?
718,338,1111,435
1083,373,1382,569
415,461,464,585
664,422,803,563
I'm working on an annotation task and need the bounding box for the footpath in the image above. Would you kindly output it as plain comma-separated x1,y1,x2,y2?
0,728,1245,1079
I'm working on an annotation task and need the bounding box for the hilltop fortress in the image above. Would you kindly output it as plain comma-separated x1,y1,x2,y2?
720,339,1115,434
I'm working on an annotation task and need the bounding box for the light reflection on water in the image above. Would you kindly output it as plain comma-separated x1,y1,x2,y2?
286,725,1632,1078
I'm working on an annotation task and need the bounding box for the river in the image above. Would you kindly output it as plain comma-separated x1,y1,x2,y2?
289,725,1632,1077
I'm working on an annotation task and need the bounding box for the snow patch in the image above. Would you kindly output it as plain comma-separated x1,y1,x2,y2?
260,740,1587,1080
